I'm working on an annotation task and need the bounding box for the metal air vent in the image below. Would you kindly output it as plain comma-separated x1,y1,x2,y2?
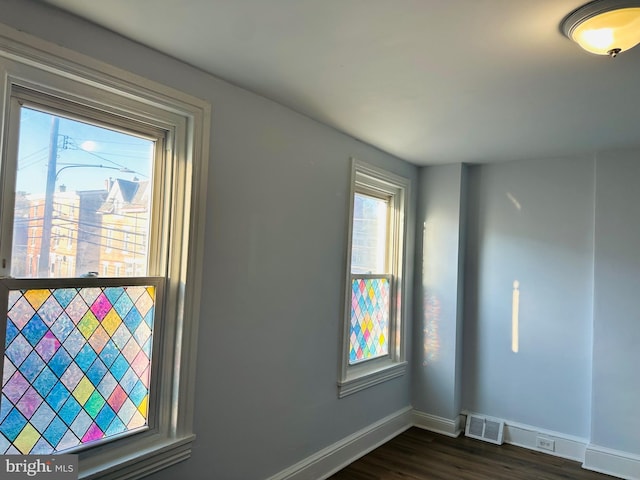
465,414,504,445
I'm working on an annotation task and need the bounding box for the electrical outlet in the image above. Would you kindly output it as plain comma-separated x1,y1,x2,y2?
536,436,555,451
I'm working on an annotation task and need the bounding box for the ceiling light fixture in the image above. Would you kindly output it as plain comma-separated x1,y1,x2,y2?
561,0,640,57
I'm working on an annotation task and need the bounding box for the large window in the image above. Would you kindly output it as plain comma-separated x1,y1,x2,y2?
0,28,209,479
0,99,161,455
338,159,409,398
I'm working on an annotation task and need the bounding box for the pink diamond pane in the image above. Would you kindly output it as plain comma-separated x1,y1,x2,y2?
16,386,43,419
8,297,35,329
35,331,61,362
81,422,104,442
3,371,29,403
90,293,112,321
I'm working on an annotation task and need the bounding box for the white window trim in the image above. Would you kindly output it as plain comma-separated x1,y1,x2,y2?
0,25,210,480
338,158,409,398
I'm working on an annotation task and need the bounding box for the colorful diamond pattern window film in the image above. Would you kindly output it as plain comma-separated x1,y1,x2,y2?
349,277,390,364
0,286,155,454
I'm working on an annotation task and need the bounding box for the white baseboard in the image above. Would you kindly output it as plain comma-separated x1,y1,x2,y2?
500,419,587,462
413,411,586,462
267,408,640,480
266,407,412,480
412,411,463,437
425,411,640,480
584,444,640,480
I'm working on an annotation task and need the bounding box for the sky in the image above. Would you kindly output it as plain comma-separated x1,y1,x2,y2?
16,107,154,195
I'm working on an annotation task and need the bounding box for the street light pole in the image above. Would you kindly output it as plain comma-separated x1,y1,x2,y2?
39,117,59,277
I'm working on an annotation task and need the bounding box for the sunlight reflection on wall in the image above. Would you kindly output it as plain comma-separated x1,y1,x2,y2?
506,192,522,211
512,280,520,353
423,293,441,365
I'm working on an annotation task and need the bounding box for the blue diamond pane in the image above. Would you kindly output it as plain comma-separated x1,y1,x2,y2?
22,315,48,346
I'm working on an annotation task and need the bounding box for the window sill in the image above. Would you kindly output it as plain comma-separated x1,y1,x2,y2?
338,361,407,398
81,434,195,480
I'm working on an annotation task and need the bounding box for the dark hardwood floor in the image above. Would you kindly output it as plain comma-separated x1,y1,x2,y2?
329,427,616,480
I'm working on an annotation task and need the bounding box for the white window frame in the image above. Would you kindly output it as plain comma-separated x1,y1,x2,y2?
0,25,210,480
338,158,409,398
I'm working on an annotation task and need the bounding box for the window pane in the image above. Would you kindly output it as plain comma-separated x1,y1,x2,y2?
349,277,390,364
11,107,154,278
0,285,155,453
350,193,387,274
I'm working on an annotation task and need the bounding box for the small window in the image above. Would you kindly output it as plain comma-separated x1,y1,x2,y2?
53,227,60,248
123,228,133,254
349,192,391,364
105,230,113,253
338,159,409,397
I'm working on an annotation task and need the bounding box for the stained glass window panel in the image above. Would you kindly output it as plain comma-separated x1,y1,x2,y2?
0,285,155,454
349,277,390,364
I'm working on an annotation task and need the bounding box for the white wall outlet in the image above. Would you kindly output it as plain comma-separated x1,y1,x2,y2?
536,436,555,451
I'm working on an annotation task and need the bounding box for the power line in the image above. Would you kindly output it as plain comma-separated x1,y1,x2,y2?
63,136,149,178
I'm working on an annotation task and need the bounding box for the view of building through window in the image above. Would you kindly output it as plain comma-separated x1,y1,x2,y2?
11,107,154,278
350,192,388,274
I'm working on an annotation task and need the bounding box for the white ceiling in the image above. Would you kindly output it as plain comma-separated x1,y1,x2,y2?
42,0,640,165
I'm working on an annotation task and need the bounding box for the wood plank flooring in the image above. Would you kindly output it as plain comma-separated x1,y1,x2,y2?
329,427,616,480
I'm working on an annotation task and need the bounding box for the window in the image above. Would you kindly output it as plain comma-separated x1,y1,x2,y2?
123,228,132,253
338,159,409,398
0,29,209,479
349,193,390,364
53,227,61,248
105,230,113,253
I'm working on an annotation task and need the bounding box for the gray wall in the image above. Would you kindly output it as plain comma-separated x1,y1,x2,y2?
0,1,417,478
412,164,466,421
462,157,595,438
592,149,640,456
460,149,640,462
